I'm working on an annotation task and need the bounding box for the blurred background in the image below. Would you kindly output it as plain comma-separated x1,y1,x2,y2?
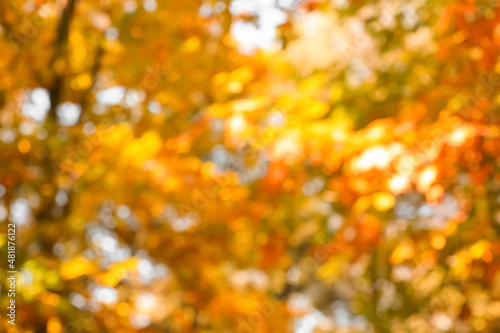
1,0,500,332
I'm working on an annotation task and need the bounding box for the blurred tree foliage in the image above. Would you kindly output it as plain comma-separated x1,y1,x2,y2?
1,0,500,332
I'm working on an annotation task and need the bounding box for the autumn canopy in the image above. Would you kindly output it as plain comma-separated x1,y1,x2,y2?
1,0,500,332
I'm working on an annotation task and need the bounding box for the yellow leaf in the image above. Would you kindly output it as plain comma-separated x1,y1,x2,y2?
182,37,201,52
297,99,329,120
231,66,254,83
206,103,228,118
60,257,95,280
298,73,328,93
390,241,415,264
316,257,343,281
231,97,268,113
373,192,395,211
122,130,162,167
